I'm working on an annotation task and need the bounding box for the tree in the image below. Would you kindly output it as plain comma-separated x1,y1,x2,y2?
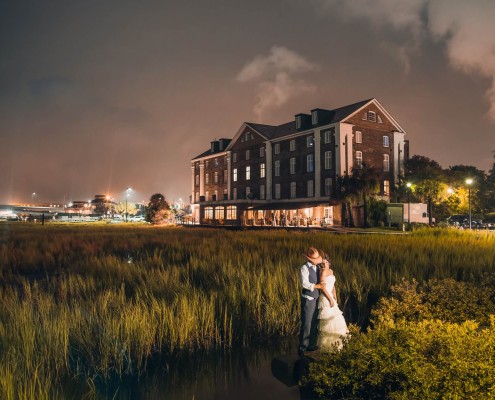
336,163,380,228
349,163,381,228
115,202,138,218
145,193,172,224
405,156,444,225
485,152,495,213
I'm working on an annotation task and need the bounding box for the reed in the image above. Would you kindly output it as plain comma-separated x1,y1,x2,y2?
0,223,494,397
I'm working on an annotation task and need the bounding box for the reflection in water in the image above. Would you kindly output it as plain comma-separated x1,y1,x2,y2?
63,339,304,399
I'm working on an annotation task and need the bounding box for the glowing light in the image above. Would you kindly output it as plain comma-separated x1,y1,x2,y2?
465,178,473,185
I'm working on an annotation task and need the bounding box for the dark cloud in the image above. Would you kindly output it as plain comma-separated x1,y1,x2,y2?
0,0,493,204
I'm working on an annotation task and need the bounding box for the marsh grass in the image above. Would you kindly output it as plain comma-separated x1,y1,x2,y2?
0,223,494,398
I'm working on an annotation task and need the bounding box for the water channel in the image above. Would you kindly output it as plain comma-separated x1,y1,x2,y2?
64,339,312,399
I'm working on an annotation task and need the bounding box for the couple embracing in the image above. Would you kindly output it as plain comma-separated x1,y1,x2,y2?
298,246,348,355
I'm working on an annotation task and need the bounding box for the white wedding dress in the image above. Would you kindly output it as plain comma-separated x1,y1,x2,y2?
317,274,348,351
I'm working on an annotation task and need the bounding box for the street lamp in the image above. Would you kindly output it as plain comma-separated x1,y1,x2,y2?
125,187,132,222
406,182,412,227
32,192,36,204
465,178,473,229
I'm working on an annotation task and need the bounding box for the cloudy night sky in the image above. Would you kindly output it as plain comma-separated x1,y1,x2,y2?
1,0,495,205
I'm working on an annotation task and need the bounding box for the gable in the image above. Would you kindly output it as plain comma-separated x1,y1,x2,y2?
225,123,270,151
342,99,405,133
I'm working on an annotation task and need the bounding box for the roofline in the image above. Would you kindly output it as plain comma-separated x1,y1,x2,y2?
342,98,406,133
191,150,229,162
224,122,270,151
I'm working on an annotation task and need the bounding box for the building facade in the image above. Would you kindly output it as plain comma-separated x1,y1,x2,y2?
190,98,409,227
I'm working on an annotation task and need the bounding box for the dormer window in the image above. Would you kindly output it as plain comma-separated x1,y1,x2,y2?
296,116,302,129
311,111,318,125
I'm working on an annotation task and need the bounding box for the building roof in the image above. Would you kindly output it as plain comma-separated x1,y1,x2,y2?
245,98,373,140
192,138,231,160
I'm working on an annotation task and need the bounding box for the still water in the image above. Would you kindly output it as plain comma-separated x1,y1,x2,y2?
64,340,307,400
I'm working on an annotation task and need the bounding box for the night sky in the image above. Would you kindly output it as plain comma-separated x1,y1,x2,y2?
1,0,494,205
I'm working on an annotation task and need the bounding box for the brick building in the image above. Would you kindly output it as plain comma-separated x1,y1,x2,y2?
190,98,409,227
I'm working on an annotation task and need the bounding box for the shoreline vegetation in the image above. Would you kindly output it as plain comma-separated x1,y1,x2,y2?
0,224,494,398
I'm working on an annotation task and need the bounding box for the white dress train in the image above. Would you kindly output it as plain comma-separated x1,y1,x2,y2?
317,274,348,351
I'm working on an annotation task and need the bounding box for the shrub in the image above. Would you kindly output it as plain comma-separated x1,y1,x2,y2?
305,319,495,399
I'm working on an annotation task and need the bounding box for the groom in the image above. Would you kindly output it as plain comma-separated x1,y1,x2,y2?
298,247,325,355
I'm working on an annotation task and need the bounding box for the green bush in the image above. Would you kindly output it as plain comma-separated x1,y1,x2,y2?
305,319,495,399
372,277,495,327
303,278,495,399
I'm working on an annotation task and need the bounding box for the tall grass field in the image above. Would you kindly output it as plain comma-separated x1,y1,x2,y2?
0,223,494,398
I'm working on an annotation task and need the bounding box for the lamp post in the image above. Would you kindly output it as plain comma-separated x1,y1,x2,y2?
32,192,36,204
125,187,132,222
406,182,412,228
465,178,473,229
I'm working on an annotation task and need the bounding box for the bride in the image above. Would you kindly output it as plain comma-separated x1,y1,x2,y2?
317,255,348,351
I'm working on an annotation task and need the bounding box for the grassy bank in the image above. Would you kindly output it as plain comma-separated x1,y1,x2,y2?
0,223,494,398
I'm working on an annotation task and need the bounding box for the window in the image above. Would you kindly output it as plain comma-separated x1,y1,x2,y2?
260,163,266,178
205,160,209,168
204,207,213,220
233,153,237,163
311,111,318,125
274,143,280,154
195,175,199,185
214,171,218,184
383,154,390,172
223,169,227,183
307,136,314,147
214,158,219,167
383,180,390,196
226,206,237,220
355,131,362,143
205,191,209,201
362,112,367,120
290,182,296,199
205,173,209,184
246,166,251,180
275,160,280,177
383,136,389,147
377,115,383,123
275,184,281,199
233,168,238,182
325,178,332,196
245,132,251,141
290,140,296,151
355,151,363,169
307,180,314,197
260,185,265,200
246,149,250,160
296,116,301,129
324,151,332,170
307,154,314,172
324,131,331,144
368,111,376,122
245,186,251,198
223,188,227,199
233,187,237,200
214,206,224,220
214,190,218,200
195,192,199,202
260,147,265,157
290,157,296,174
